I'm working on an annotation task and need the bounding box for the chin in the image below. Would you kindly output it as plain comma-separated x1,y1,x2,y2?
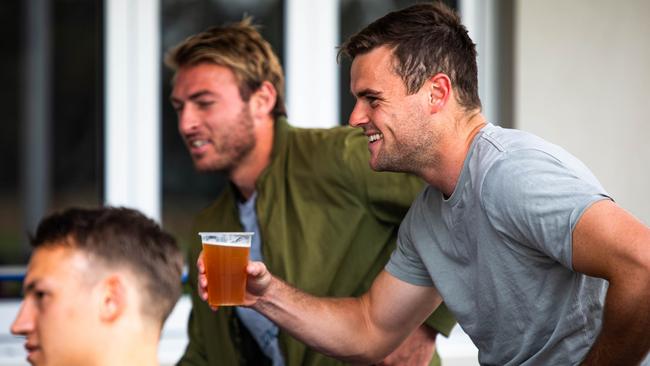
194,165,213,173
371,157,402,173
193,160,220,173
368,160,386,172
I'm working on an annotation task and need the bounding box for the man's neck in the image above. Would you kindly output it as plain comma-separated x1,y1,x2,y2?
229,116,275,200
95,333,160,366
420,111,486,197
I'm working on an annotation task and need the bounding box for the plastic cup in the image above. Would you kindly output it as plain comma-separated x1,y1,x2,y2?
198,232,253,306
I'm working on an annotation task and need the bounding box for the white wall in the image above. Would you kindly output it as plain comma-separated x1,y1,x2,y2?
515,0,650,224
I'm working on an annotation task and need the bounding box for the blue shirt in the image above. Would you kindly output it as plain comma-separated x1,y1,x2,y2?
236,192,285,366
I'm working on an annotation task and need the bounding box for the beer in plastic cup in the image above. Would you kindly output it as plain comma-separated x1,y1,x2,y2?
198,232,253,306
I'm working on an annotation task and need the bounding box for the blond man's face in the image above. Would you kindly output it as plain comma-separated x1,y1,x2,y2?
11,246,101,366
171,63,257,173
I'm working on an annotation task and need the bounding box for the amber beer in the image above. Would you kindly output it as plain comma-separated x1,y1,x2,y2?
199,232,253,306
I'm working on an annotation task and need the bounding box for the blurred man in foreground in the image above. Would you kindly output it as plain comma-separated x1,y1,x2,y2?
11,206,184,366
166,18,455,366
198,3,650,365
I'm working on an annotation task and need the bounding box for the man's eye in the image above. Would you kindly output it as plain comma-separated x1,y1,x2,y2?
368,97,380,108
32,290,49,308
197,101,214,109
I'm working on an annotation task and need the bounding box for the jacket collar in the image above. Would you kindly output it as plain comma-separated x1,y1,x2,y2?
257,116,290,185
269,116,290,162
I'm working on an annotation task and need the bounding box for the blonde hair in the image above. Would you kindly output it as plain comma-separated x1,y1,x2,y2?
165,18,286,119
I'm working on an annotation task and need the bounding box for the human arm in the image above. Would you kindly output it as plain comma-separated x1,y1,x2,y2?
572,200,650,365
242,263,442,364
377,324,439,366
197,253,442,363
196,241,441,366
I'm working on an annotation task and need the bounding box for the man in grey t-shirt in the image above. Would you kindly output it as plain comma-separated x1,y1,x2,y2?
387,125,611,364
195,3,650,365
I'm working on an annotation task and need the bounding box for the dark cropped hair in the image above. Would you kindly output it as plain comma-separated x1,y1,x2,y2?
31,206,183,327
339,2,481,111
165,17,287,120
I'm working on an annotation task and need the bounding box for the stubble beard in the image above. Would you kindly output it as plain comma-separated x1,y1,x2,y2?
373,139,429,174
194,106,256,174
373,114,436,175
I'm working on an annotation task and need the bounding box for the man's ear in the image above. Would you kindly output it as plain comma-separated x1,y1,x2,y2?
97,275,126,323
427,73,452,114
250,81,277,118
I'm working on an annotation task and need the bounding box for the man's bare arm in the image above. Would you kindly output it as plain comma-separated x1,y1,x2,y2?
197,252,441,364
572,200,650,365
243,263,442,364
377,324,438,366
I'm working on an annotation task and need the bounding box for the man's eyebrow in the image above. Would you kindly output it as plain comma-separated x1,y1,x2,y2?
169,90,216,104
354,88,382,99
22,279,37,295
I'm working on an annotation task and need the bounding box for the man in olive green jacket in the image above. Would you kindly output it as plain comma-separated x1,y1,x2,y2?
166,19,455,366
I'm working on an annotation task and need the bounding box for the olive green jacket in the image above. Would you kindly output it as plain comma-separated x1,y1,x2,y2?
177,118,455,366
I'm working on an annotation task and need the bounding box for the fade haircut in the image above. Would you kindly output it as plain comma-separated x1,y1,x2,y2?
339,2,481,111
31,206,183,327
165,17,287,120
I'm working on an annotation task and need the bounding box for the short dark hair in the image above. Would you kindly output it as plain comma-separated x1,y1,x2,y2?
165,17,287,120
31,206,183,326
339,2,481,111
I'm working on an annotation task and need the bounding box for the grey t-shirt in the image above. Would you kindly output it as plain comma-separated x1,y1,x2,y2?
236,193,285,366
386,124,611,365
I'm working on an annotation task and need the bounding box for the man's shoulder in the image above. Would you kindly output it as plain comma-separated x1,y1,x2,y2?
287,124,364,148
281,124,368,172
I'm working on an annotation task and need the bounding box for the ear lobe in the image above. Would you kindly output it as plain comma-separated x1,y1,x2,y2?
98,275,126,323
427,73,452,113
251,81,277,117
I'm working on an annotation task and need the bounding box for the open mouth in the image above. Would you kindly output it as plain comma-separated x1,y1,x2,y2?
368,133,383,143
190,139,208,148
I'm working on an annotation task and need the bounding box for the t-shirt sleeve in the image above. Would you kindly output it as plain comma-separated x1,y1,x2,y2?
385,192,436,287
385,196,458,337
481,149,611,269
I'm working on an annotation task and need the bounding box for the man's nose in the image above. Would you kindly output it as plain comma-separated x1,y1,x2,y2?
10,301,34,336
348,101,369,128
178,106,199,135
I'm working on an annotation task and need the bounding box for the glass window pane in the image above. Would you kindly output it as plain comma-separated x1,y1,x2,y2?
0,0,102,298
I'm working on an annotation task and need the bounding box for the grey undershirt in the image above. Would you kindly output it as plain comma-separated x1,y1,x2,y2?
235,192,285,366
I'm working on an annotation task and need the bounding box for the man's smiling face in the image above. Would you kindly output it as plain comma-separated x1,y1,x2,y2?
348,46,437,174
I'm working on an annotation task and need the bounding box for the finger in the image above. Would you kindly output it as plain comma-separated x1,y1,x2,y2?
198,284,208,301
210,305,219,312
197,274,208,300
197,251,205,273
247,261,267,276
